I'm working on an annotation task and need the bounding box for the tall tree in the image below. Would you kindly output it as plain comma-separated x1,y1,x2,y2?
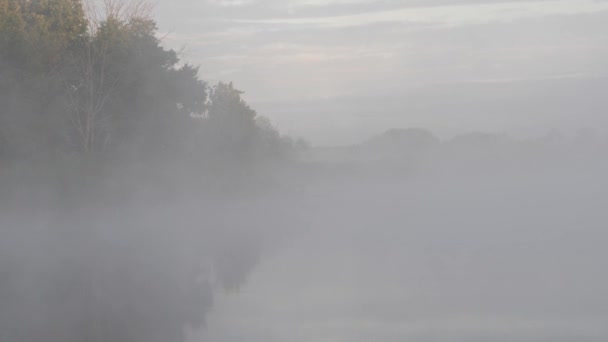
1,2,293,342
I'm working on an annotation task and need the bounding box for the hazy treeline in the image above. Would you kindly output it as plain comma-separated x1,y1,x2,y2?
0,0,298,167
300,128,607,181
1,1,299,342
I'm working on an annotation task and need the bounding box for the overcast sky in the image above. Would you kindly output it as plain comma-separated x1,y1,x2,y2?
155,0,608,144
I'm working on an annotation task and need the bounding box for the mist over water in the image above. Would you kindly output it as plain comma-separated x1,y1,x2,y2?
2,1,608,342
196,134,608,341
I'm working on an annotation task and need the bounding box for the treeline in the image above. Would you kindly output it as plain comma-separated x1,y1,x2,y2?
298,128,607,182
0,0,298,188
0,2,299,342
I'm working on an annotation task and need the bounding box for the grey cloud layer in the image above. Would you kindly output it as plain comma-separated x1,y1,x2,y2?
156,0,608,144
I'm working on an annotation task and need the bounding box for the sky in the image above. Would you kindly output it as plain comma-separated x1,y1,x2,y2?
155,0,608,144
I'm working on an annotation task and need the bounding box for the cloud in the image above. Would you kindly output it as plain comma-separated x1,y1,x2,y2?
207,0,255,6
155,0,608,143
232,0,608,28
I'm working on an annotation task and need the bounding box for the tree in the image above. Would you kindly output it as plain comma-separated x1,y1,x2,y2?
0,0,88,158
206,82,257,157
0,0,26,64
0,2,292,342
204,81,294,164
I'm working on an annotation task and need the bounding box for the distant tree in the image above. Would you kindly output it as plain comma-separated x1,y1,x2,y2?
203,82,297,165
365,128,439,150
205,82,257,159
254,116,286,158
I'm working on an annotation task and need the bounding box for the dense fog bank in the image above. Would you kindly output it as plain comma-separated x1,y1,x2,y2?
2,1,608,341
199,131,608,342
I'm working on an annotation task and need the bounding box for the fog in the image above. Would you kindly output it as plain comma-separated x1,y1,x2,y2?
1,1,608,342
187,132,608,341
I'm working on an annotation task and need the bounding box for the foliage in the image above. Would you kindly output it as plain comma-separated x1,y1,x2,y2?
0,1,295,342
